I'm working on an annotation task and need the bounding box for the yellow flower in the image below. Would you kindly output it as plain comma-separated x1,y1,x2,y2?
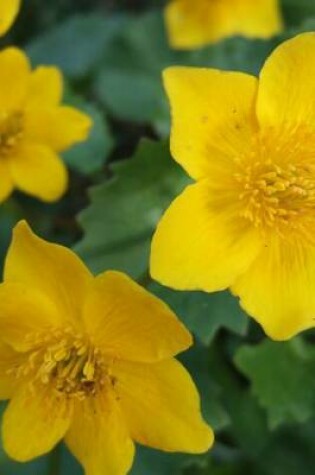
151,33,315,341
0,47,92,204
0,221,213,475
165,0,283,49
0,0,20,36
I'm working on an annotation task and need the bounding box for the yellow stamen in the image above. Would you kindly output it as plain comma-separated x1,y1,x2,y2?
234,126,315,241
0,111,24,155
12,329,113,401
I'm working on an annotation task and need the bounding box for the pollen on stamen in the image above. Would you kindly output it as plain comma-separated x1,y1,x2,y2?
234,130,315,240
12,329,115,401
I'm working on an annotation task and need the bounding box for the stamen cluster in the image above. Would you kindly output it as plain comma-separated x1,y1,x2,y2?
0,111,24,155
10,328,108,401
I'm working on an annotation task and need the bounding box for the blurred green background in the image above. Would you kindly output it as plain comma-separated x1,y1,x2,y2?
1,0,315,474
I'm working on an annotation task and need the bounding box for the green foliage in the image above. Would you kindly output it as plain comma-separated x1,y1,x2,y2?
76,139,189,278
150,284,248,346
235,338,315,429
27,13,124,80
0,202,24,274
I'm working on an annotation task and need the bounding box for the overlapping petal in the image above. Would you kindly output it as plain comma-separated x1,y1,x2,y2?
83,271,192,362
257,33,315,129
151,181,262,292
113,358,214,453
0,342,24,400
232,237,315,340
4,221,93,327
27,66,63,108
0,47,30,109
25,106,92,152
66,392,135,475
0,283,62,351
163,67,258,180
2,384,72,462
10,144,68,202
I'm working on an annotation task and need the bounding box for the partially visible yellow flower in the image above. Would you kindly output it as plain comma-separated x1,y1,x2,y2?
165,0,283,49
0,47,92,204
0,221,213,475
0,0,20,36
151,33,315,341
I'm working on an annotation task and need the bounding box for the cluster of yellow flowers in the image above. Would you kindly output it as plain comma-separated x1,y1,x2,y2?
0,1,314,475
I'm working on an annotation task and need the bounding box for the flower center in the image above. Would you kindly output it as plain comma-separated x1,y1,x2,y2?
234,127,315,241
0,111,24,156
236,161,315,227
12,329,111,401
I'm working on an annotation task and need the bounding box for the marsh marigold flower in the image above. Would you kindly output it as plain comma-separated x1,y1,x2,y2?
0,47,91,204
151,33,315,341
165,0,283,49
0,0,20,36
0,221,213,475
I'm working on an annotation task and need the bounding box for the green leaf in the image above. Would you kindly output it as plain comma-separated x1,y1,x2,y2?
150,283,248,346
208,343,270,458
0,201,24,273
131,447,185,475
282,0,315,27
27,14,124,79
95,69,165,124
257,418,315,475
93,11,173,127
235,338,315,429
76,139,188,278
181,344,230,431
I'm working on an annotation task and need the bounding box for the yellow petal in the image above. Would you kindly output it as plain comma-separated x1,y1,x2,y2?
151,181,262,292
0,0,20,36
165,0,282,49
113,358,214,453
10,143,68,202
232,237,315,340
65,392,135,475
257,33,315,129
25,106,93,152
0,282,62,352
0,341,24,400
0,159,13,203
83,271,192,362
4,221,93,328
2,383,72,462
0,47,30,110
163,67,258,180
231,0,283,40
27,66,63,108
165,0,226,49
